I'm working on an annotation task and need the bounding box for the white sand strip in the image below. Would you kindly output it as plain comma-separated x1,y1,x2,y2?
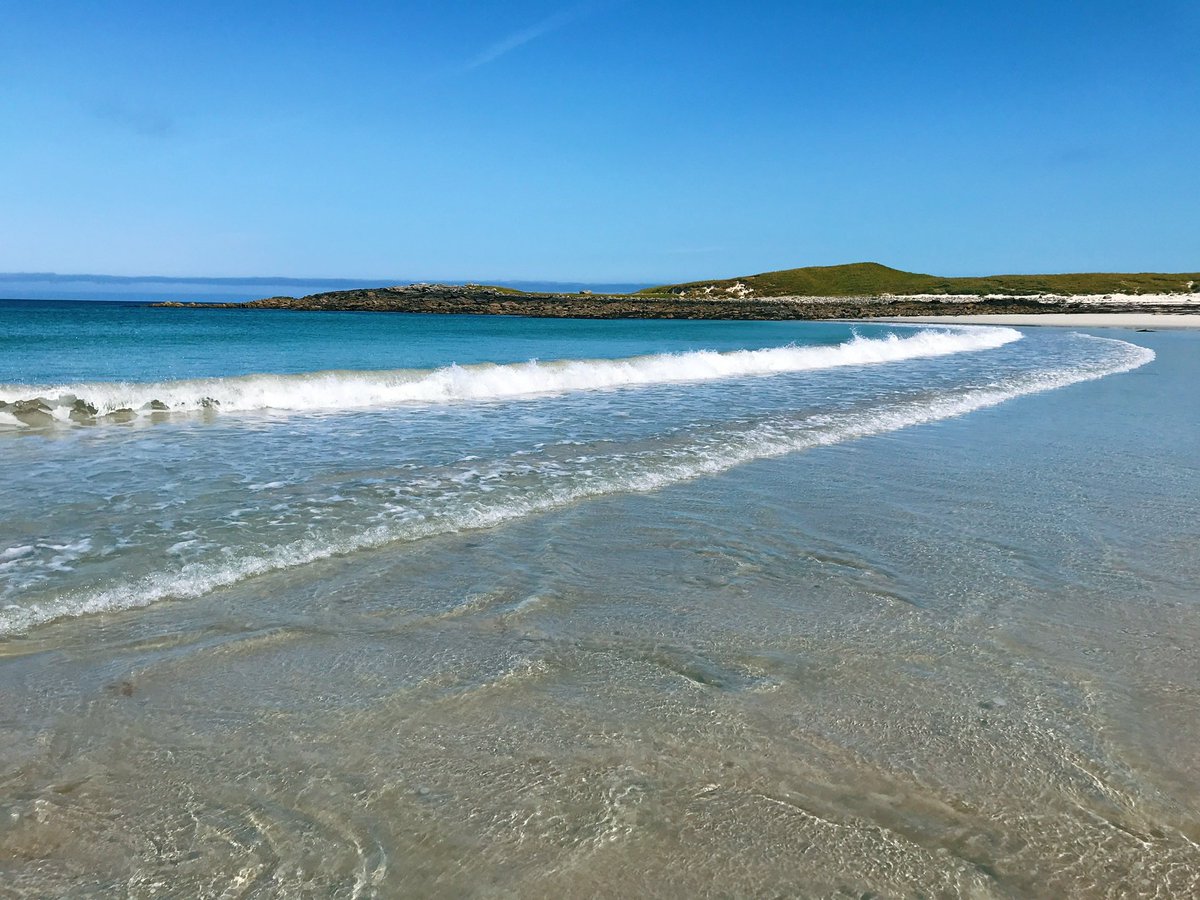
880,314,1200,329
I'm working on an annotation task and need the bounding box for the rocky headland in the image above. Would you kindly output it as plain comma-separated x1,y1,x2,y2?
152,281,1200,320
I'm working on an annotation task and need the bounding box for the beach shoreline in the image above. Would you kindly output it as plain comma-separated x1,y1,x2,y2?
880,312,1200,329
3,306,1199,896
2,322,1197,896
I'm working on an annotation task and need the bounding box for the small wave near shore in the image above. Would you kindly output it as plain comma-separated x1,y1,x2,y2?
0,333,1151,636
0,326,1019,425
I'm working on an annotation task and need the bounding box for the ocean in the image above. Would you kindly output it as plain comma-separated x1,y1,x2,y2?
1,300,1197,896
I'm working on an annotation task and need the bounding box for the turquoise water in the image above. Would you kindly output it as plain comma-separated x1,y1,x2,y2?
0,300,858,383
1,301,1197,896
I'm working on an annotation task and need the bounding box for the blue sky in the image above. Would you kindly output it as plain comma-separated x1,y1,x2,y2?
1,1,1196,282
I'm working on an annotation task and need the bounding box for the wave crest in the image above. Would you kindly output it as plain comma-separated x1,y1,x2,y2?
0,335,1152,636
0,327,1020,422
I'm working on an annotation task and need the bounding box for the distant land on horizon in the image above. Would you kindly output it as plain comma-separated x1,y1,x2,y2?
4,263,1198,305
146,261,1200,323
643,263,1200,299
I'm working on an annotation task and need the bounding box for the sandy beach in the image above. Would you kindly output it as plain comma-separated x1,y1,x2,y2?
3,311,1197,896
884,312,1200,329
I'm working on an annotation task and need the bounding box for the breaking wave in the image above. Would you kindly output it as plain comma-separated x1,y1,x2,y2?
0,326,1019,422
0,334,1151,636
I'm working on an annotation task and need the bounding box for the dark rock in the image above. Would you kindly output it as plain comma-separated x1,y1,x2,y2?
10,399,55,426
148,400,169,410
13,399,51,414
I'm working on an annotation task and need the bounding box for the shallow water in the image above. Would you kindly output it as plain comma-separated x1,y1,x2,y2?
0,304,1197,896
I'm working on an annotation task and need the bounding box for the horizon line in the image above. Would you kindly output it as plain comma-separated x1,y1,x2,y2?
0,272,656,287
2,262,1198,288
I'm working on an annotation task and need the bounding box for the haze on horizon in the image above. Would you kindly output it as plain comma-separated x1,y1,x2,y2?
1,0,1196,284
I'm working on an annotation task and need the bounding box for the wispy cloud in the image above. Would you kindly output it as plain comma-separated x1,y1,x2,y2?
463,2,599,72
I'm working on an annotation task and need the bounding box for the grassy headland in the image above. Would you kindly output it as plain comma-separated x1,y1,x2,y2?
152,264,1199,319
640,262,1200,298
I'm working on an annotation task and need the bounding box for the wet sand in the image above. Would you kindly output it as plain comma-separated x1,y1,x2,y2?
2,326,1198,897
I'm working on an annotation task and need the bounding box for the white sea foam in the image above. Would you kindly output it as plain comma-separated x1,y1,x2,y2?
0,327,1020,419
0,334,1152,637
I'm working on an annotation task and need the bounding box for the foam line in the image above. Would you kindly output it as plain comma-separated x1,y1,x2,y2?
0,335,1151,636
0,327,1020,419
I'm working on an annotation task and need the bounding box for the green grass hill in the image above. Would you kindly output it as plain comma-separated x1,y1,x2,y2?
641,262,1199,298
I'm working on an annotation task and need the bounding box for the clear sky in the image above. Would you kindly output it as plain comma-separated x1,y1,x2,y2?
1,0,1197,282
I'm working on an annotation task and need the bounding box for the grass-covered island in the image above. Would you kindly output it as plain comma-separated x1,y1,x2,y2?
154,263,1200,319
